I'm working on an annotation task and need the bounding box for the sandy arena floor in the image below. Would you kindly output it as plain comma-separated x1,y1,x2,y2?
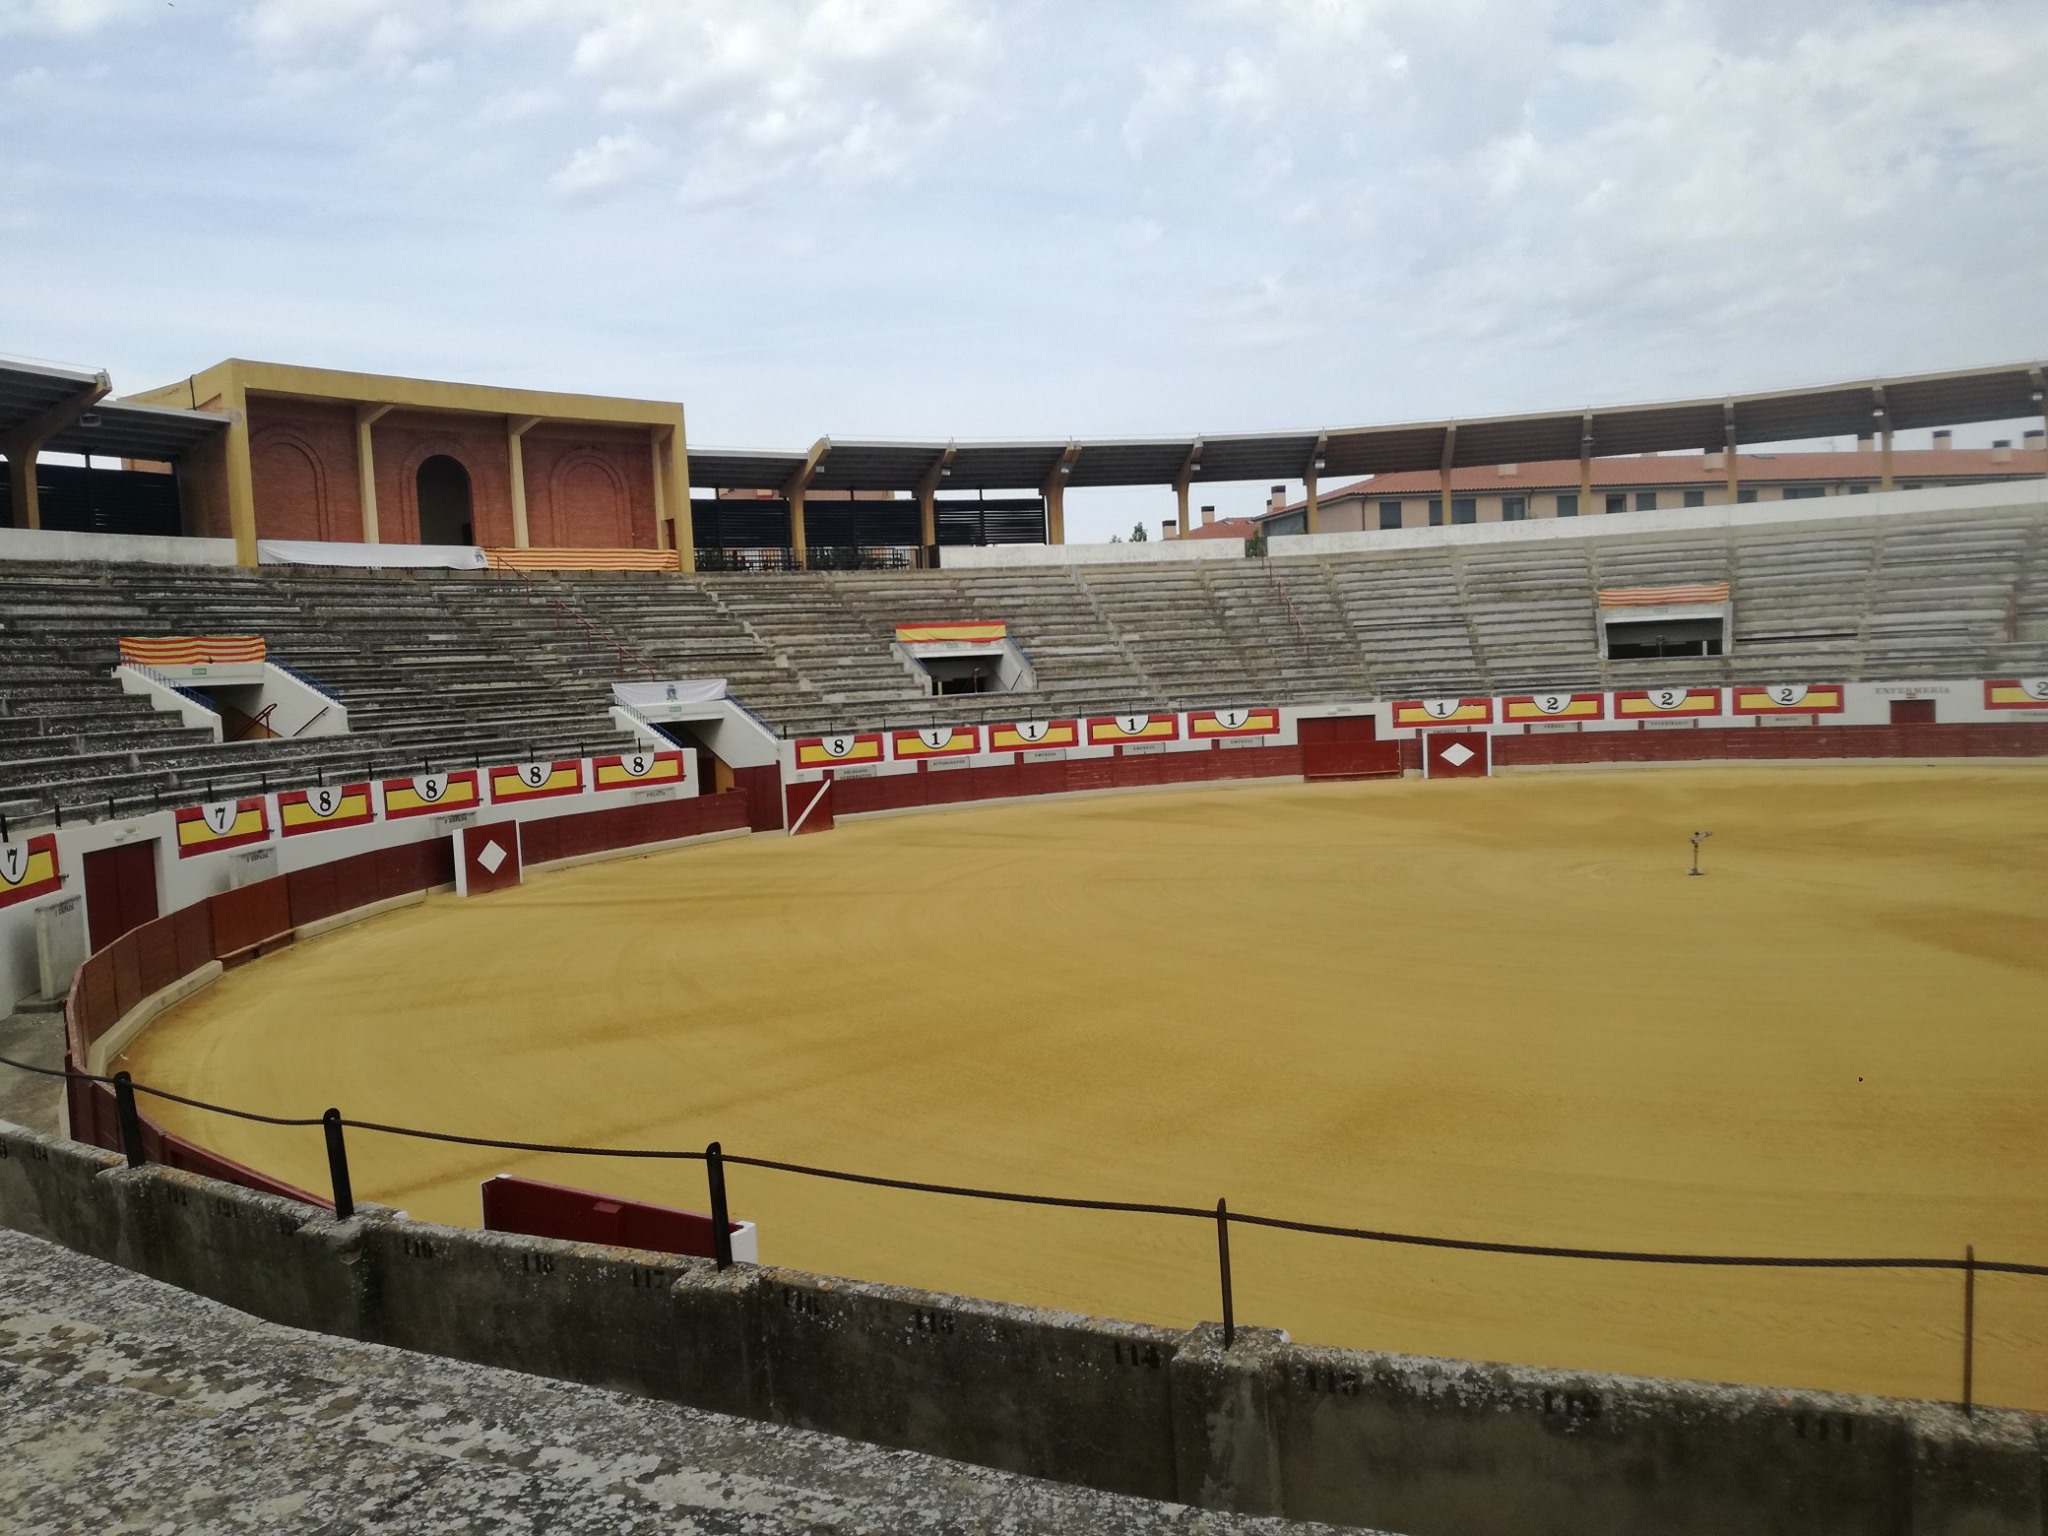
123,766,2048,1409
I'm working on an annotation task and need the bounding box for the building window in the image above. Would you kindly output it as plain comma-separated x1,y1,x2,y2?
1737,488,1760,503
1605,492,1627,515
1556,492,1578,518
1849,484,1869,494
1900,482,1923,490
1428,497,1444,526
1502,495,1526,521
1379,500,1403,530
1683,490,1706,508
1451,497,1477,525
1635,490,1657,511
1784,485,1826,499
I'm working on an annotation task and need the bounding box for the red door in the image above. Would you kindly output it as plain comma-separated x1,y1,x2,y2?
1299,716,1402,780
732,765,785,832
784,776,835,835
83,839,159,953
1423,731,1491,779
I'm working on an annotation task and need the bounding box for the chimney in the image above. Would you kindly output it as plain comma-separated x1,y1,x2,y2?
1992,439,2013,464
1201,504,1216,527
1496,462,1518,477
1855,433,1874,453
1161,519,1176,540
1932,429,1954,451
1704,450,1725,472
2026,429,2045,453
1269,483,1287,514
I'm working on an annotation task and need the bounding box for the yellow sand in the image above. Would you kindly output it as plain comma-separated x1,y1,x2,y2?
124,767,2048,1408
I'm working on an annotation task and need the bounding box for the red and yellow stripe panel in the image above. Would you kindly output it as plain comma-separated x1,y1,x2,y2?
1392,697,1493,728
1502,692,1604,723
593,750,686,789
988,719,1078,753
489,760,586,803
894,621,1007,644
892,725,982,760
1615,687,1723,718
1087,713,1181,746
1597,584,1731,608
175,798,271,858
484,548,681,572
795,733,885,770
1188,707,1279,739
0,834,61,909
382,770,481,819
278,782,375,837
1984,679,2048,710
118,635,266,666
1732,684,1844,716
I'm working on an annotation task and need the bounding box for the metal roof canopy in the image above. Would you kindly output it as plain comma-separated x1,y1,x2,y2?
685,362,2047,494
1,359,225,461
47,400,227,460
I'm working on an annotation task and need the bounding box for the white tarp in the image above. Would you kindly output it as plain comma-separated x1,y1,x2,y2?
258,540,487,570
614,679,729,709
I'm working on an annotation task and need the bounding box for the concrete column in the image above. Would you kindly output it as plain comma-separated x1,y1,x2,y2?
1176,479,1190,538
1579,412,1594,514
789,488,809,567
1723,402,1739,505
507,416,541,549
1304,434,1327,535
915,445,952,565
222,378,259,569
665,423,694,574
354,404,393,543
1042,443,1078,546
649,431,668,551
1439,423,1458,525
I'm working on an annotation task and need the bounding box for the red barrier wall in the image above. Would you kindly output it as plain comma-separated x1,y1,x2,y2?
481,1173,737,1259
1493,722,2048,768
211,875,294,961
829,745,1305,818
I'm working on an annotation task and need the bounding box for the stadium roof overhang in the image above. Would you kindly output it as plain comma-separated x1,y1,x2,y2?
1,357,226,462
686,361,2048,494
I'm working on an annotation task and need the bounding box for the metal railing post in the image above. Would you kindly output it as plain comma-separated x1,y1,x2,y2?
112,1071,145,1168
1963,1244,1977,1414
1216,1197,1235,1349
706,1141,734,1270
322,1108,356,1221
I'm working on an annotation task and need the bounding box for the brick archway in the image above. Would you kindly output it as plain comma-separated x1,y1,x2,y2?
546,451,631,546
249,429,337,541
396,441,483,545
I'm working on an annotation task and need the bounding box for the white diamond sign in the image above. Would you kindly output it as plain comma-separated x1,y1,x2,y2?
1439,742,1476,768
476,840,507,874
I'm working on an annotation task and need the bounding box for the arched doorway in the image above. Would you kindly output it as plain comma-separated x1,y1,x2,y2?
416,455,473,545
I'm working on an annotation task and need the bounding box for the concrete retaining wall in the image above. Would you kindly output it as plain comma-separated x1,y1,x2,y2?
1,1117,2039,1535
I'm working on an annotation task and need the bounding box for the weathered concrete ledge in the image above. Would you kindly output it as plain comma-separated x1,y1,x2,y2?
1,1116,2041,1535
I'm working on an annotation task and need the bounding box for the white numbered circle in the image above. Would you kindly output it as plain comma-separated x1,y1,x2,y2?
918,728,952,750
1214,709,1249,730
622,753,653,777
1649,688,1686,711
202,802,238,834
1013,721,1050,743
821,735,856,758
1531,693,1571,715
0,846,27,884
310,787,341,817
1114,714,1149,736
2022,678,2048,700
519,763,550,787
1767,685,1809,708
1420,698,1460,720
414,774,448,803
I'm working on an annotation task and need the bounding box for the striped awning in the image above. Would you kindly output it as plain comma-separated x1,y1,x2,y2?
1598,584,1731,608
119,636,266,665
484,548,681,572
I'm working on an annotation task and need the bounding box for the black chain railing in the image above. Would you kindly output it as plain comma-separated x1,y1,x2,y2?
4,1050,2040,1394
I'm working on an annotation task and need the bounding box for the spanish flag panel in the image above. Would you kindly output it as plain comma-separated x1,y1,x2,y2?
794,733,885,770
1501,692,1605,723
988,719,1079,753
382,770,481,819
489,759,587,803
593,750,686,789
175,798,272,858
0,834,61,909
278,781,375,837
1391,697,1493,728
894,621,1007,645
1984,679,2048,710
118,635,267,666
1086,713,1181,746
891,725,982,760
1188,707,1280,739
1732,684,1845,716
1615,687,1723,718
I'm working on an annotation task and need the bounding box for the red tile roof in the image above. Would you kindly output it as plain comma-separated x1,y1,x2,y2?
1269,448,2046,515
1179,517,1263,540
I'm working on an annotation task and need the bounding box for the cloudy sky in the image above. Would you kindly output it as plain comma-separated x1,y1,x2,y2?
4,0,2045,538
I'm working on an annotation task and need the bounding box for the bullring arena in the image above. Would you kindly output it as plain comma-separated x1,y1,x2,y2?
122,766,2048,1410
6,352,2048,1533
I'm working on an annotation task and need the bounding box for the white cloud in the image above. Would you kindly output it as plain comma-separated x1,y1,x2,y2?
550,127,658,199
0,0,153,34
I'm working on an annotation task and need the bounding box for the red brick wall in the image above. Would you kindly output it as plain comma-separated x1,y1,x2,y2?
522,426,657,548
373,410,514,547
247,398,361,542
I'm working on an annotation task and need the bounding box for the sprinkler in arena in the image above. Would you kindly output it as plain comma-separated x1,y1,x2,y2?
1689,830,1713,877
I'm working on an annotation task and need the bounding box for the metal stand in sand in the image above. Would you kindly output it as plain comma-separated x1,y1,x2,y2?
1689,830,1713,877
